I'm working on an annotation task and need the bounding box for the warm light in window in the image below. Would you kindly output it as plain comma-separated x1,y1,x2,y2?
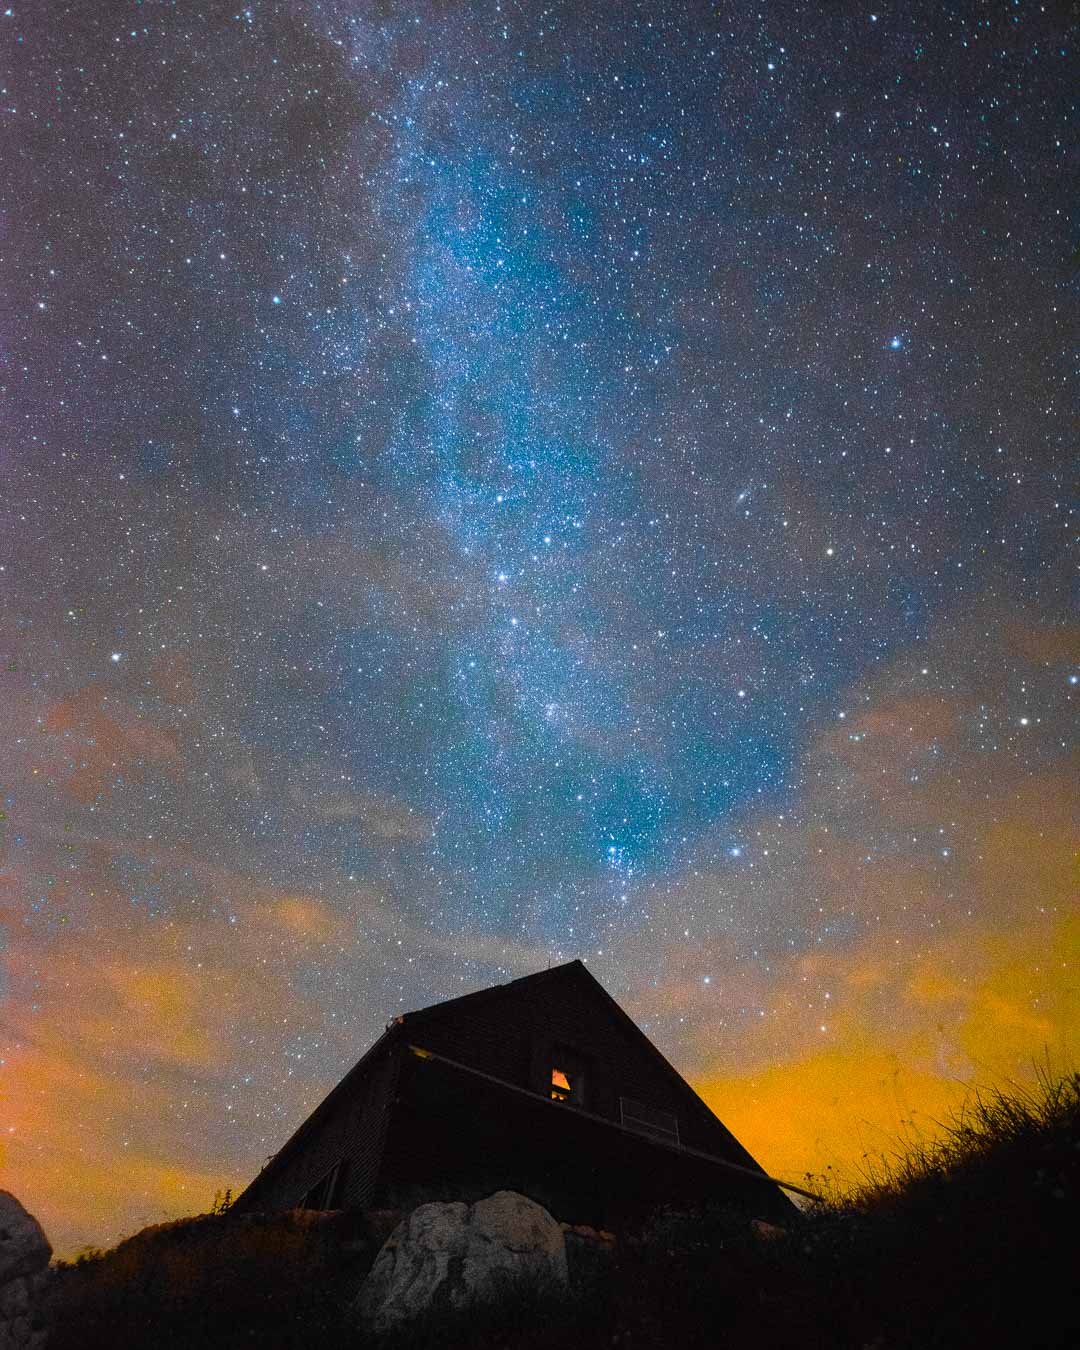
551,1067,571,1100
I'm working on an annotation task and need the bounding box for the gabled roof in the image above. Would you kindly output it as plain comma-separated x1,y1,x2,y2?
396,958,583,1026
239,958,775,1201
237,1020,399,1196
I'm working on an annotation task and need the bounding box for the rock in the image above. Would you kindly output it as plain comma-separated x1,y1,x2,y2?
750,1218,787,1241
0,1197,52,1350
0,1196,50,1286
0,1280,28,1319
0,1301,49,1350
355,1190,568,1332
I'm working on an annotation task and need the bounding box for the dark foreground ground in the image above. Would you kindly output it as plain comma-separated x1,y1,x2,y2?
44,1071,1080,1349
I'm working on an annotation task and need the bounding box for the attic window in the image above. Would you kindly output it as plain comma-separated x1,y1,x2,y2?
550,1048,587,1106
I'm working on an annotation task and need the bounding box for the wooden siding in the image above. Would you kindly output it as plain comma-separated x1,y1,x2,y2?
397,991,533,1087
341,1045,399,1209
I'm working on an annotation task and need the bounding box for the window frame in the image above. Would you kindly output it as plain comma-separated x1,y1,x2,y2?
301,1157,347,1210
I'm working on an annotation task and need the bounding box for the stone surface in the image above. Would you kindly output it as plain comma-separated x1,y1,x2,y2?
356,1190,568,1331
0,1197,52,1350
0,1196,50,1286
0,1280,28,1320
0,1306,49,1350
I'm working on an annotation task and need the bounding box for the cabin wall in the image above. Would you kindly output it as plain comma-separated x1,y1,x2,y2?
375,1051,608,1224
346,1047,399,1208
375,1049,795,1228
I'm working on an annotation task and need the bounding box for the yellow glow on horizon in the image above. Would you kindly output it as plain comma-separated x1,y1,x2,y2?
696,911,1078,1193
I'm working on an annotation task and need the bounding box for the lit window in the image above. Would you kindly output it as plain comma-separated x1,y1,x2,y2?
551,1067,572,1100
549,1048,588,1106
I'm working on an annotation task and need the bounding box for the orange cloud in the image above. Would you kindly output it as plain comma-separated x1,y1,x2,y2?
40,686,182,803
0,850,364,1257
266,894,351,946
693,910,1077,1190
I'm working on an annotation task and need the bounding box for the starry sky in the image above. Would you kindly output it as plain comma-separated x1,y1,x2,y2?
2,1,1076,1256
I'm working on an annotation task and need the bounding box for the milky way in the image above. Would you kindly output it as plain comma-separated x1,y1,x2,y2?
1,2,1075,1253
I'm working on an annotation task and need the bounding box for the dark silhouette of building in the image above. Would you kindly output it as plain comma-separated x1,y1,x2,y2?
233,959,800,1226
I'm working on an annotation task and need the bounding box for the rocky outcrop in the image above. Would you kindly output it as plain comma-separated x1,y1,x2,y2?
0,1194,51,1350
355,1190,568,1332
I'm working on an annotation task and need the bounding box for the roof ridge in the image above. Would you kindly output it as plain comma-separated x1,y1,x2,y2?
400,958,584,1023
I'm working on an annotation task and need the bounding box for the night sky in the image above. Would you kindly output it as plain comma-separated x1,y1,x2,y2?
2,1,1076,1256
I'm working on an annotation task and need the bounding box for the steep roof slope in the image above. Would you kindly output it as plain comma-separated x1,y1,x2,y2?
401,959,772,1178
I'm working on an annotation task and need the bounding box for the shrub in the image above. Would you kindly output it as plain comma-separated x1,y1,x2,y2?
44,1209,375,1350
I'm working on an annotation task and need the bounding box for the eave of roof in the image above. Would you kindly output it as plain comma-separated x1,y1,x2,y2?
403,1042,816,1204
399,958,585,1026
235,967,573,1200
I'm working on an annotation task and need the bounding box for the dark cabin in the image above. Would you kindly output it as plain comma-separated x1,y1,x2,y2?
232,959,798,1227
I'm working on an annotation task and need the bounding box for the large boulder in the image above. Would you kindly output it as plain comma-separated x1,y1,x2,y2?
0,1271,51,1350
0,1194,52,1350
0,1196,50,1287
355,1190,568,1332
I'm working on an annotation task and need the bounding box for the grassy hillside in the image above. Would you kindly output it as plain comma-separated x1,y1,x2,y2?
43,1070,1079,1349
